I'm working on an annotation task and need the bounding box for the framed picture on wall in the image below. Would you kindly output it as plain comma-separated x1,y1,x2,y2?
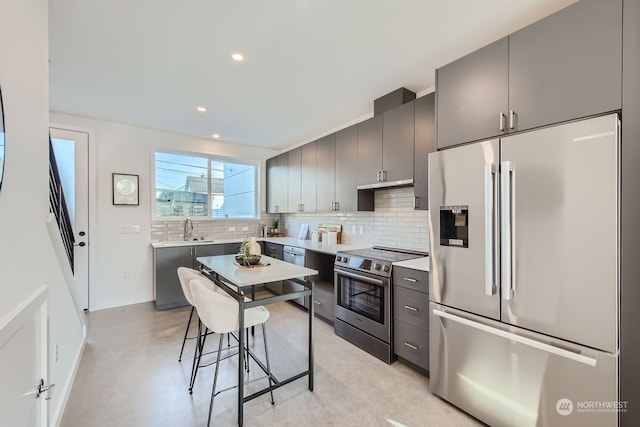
112,173,139,205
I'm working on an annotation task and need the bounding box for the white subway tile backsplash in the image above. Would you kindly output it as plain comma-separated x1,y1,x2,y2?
281,187,430,252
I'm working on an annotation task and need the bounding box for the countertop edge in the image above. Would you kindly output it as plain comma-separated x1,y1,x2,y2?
393,256,430,272
151,236,369,255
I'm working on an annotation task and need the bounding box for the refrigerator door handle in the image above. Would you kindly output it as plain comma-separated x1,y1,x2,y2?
432,309,598,367
500,161,515,300
484,163,497,296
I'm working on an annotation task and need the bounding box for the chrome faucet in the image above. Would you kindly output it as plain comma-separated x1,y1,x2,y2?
184,217,194,241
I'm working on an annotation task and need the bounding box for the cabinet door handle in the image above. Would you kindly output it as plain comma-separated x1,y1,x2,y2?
298,203,304,212
333,201,339,211
403,304,419,312
381,170,387,182
509,110,516,130
376,170,382,182
403,277,418,283
499,112,506,131
314,300,323,305
404,342,419,351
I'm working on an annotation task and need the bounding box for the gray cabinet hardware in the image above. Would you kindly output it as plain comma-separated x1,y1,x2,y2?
403,305,419,312
403,342,419,351
403,277,418,283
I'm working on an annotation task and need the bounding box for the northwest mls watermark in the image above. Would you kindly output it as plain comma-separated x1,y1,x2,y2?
556,398,629,416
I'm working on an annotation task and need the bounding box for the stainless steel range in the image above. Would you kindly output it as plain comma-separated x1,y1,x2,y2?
334,246,427,363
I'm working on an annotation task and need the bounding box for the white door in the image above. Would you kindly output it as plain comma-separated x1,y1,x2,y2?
50,127,90,310
0,287,49,426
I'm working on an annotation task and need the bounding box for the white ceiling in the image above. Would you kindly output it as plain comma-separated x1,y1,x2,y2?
48,0,577,152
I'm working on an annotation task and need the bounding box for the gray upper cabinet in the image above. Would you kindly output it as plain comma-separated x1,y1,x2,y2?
357,115,383,186
287,147,302,212
413,93,435,210
436,0,622,149
316,133,336,212
287,141,318,213
266,153,288,213
357,103,416,187
508,0,622,132
301,141,317,212
335,125,358,212
382,100,415,184
436,37,509,149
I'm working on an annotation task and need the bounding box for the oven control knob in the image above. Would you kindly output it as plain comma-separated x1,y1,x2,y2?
383,264,390,272
343,257,348,263
336,256,342,262
373,263,381,270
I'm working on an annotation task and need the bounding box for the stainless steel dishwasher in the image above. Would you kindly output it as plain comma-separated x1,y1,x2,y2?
283,245,309,308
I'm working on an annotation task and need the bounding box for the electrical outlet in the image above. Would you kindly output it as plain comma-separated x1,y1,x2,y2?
54,343,59,363
124,271,129,279
241,226,249,231
359,225,364,235
119,226,129,234
351,225,357,234
228,226,236,231
285,222,288,229
131,225,141,233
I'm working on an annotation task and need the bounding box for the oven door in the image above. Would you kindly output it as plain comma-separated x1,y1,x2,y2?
334,267,391,343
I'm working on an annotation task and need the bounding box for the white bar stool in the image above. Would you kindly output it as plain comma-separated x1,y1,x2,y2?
189,278,275,426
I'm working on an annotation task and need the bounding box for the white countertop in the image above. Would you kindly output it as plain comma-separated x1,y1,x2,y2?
152,236,369,255
261,237,369,255
197,254,318,287
393,256,430,272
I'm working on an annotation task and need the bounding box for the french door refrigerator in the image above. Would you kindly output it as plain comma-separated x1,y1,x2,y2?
428,113,620,427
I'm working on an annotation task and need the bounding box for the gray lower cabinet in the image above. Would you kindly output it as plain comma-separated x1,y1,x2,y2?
312,283,334,323
263,241,284,294
153,243,225,310
393,266,429,373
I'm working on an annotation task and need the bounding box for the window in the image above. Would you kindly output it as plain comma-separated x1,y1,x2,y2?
154,151,257,218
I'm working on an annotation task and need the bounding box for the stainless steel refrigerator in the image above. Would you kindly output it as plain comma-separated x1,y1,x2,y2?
428,113,620,427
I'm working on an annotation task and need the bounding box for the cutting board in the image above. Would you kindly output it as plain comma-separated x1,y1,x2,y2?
317,224,342,243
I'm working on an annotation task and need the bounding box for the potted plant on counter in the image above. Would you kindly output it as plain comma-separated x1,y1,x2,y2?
270,218,280,235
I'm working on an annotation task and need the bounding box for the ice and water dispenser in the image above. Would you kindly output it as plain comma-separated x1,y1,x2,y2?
439,206,468,248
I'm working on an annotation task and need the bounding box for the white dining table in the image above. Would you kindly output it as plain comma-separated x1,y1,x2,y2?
196,254,318,426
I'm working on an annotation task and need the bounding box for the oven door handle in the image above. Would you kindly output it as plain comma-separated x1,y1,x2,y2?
334,268,386,286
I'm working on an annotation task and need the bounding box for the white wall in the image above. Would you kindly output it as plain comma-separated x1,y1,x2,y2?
0,0,85,424
49,112,279,310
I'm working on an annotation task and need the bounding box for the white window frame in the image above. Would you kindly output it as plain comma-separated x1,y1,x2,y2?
152,148,260,220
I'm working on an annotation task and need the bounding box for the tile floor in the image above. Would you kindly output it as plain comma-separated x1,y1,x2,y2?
60,298,482,427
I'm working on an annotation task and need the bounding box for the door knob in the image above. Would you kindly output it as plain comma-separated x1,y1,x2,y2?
75,242,86,247
35,379,55,400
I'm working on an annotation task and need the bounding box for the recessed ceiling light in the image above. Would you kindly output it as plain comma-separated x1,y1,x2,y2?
196,106,207,113
231,52,244,62
212,133,221,139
